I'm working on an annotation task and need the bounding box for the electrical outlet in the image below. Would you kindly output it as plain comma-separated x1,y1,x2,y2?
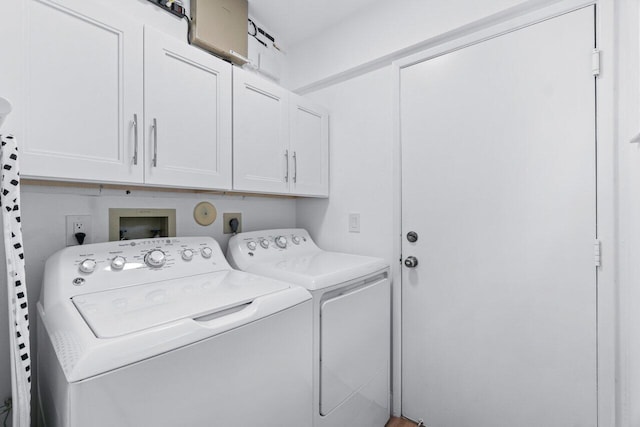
66,215,92,246
223,213,242,234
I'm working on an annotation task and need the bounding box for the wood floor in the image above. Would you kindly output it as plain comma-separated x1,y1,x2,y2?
386,416,418,427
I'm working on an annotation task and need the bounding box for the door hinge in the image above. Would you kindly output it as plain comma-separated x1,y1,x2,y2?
592,49,601,77
594,239,601,268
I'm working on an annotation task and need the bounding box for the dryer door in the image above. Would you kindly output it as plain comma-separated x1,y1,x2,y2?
319,275,390,416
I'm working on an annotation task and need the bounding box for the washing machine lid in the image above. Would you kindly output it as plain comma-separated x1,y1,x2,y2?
246,251,388,290
72,270,290,338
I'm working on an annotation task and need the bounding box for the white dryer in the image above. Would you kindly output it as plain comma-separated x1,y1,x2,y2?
37,236,312,427
227,228,390,427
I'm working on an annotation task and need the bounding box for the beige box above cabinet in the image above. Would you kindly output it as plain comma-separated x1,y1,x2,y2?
190,0,249,65
233,67,329,197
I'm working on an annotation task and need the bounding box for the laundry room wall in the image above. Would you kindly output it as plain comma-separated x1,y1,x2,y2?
283,0,561,91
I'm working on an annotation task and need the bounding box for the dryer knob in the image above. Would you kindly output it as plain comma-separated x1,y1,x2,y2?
292,235,301,245
260,239,270,249
247,241,257,251
201,247,213,259
275,236,287,249
110,256,126,270
145,250,166,268
181,249,194,261
79,259,97,274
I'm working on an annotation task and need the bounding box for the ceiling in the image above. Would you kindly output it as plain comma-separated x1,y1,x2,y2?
248,0,381,48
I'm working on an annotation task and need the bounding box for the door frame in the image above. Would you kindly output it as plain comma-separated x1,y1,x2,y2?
390,1,616,425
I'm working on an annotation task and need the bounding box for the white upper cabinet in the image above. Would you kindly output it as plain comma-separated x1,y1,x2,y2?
16,0,144,183
5,0,327,195
289,94,329,197
233,67,290,194
144,26,232,190
233,68,329,197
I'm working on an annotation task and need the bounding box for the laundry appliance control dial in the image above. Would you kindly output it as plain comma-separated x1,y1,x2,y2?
181,249,194,261
201,247,213,258
292,235,301,245
79,259,97,274
145,249,166,268
260,239,270,249
275,236,287,249
247,241,257,251
110,256,126,270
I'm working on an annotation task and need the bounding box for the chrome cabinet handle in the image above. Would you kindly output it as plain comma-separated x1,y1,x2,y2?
284,150,289,182
293,151,297,183
152,118,158,167
132,114,138,165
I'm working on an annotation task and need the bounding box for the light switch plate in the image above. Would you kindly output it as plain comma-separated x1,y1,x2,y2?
349,213,360,233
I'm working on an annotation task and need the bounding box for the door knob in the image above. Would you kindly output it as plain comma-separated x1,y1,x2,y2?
404,256,418,268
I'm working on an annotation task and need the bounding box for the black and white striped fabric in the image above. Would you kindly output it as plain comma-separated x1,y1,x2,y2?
1,134,30,427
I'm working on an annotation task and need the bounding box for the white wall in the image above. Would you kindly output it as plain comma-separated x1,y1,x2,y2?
296,67,394,263
284,0,561,91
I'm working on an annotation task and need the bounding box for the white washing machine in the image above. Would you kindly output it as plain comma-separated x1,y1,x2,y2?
227,228,390,427
37,236,313,427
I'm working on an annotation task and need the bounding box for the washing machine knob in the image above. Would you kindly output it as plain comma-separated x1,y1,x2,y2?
260,239,270,249
79,259,97,274
275,236,287,249
201,247,213,259
110,256,126,270
181,249,194,261
145,250,166,268
292,235,301,245
247,241,257,251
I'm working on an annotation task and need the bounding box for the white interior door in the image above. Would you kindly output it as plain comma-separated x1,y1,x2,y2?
400,7,596,427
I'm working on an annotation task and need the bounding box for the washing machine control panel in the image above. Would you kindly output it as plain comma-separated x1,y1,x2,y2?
47,237,232,298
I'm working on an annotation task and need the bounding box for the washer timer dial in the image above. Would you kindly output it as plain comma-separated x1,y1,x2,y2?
145,249,167,268
275,236,287,249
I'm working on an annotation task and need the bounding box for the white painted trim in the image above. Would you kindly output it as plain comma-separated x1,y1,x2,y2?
392,1,617,426
394,0,595,70
295,0,594,95
390,61,402,416
593,1,617,426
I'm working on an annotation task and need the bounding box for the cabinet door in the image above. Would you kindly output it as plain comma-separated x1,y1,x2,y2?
12,0,144,183
233,68,290,194
290,94,329,197
144,26,232,189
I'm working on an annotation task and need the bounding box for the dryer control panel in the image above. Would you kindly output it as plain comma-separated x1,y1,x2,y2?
226,228,321,270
